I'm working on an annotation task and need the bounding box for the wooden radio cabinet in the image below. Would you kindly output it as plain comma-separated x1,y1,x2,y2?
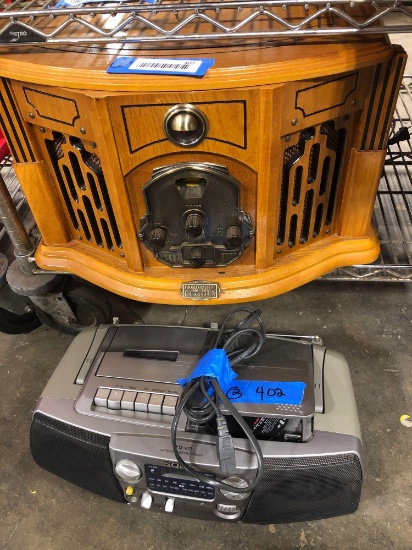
0,35,406,304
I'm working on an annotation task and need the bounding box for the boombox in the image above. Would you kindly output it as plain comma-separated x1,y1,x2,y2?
30,323,363,524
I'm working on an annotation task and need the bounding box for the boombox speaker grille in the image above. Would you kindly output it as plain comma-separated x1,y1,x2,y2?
242,453,362,524
30,412,125,503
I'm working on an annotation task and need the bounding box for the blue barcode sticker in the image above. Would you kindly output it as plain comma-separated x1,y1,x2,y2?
177,349,306,406
107,56,215,77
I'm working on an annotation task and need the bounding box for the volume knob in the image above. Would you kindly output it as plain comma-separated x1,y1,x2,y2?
186,213,203,238
115,460,142,483
149,227,167,249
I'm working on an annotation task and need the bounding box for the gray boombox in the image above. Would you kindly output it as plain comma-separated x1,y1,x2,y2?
30,324,363,524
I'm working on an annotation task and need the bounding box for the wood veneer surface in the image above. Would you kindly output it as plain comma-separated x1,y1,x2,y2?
0,36,393,91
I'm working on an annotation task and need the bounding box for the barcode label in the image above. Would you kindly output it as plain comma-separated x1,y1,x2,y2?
129,58,202,74
107,56,215,77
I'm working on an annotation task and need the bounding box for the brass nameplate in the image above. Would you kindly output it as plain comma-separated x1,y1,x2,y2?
181,281,220,300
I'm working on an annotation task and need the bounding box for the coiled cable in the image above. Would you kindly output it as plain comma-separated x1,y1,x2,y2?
171,307,266,493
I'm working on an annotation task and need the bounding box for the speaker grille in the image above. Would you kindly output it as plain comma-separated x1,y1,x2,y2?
30,412,125,503
276,120,347,256
0,78,36,163
242,453,362,524
44,131,124,257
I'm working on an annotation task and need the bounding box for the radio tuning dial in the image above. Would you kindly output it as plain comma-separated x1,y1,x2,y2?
115,459,142,483
186,213,203,238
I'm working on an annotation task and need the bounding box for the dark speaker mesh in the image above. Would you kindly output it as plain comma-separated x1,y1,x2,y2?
30,412,125,503
242,453,362,524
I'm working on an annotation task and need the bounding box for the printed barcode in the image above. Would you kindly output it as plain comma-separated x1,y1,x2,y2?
129,58,202,73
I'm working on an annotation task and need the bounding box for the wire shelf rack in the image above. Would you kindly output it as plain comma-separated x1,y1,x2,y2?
0,155,34,260
1,0,412,46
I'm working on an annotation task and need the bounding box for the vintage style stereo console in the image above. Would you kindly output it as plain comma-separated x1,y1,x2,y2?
0,28,406,305
30,324,363,523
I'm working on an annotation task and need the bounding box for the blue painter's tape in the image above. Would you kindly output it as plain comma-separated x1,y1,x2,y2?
177,349,306,406
221,380,306,406
177,349,236,387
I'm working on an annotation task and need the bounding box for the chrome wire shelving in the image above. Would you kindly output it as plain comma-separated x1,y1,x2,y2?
1,0,412,46
0,155,34,260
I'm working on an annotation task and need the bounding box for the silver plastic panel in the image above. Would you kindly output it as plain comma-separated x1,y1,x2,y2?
75,325,318,424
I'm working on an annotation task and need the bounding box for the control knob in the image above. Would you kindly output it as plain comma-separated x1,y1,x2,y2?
226,225,242,248
190,247,206,267
220,476,250,500
214,503,242,520
186,213,203,238
149,227,167,250
115,459,142,484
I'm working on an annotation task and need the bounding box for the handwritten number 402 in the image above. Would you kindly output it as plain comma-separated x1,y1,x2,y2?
256,386,286,401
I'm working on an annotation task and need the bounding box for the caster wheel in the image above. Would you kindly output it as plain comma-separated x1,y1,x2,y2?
33,286,111,335
0,306,41,334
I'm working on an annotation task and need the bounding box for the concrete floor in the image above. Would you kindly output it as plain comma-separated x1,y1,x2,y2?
0,279,411,550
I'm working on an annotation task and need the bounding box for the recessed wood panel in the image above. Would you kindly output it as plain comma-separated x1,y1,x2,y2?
295,73,358,117
23,87,80,126
280,69,372,136
11,81,99,141
107,89,261,174
122,101,247,154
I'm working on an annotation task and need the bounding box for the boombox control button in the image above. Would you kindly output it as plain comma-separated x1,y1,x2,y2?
94,387,110,407
141,491,153,510
121,391,137,411
125,486,135,496
148,393,164,413
162,395,178,416
115,459,142,483
134,393,150,412
94,389,178,415
107,389,124,410
164,497,175,513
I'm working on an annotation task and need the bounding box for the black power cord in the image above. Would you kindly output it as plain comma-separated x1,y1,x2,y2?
171,307,266,494
388,126,411,146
